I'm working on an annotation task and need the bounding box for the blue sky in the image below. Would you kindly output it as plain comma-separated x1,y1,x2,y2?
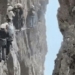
44,0,63,75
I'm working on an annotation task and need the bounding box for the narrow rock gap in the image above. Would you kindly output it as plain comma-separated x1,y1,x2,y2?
44,0,63,75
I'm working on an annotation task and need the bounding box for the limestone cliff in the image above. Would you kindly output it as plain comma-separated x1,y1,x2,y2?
53,0,75,75
0,0,48,75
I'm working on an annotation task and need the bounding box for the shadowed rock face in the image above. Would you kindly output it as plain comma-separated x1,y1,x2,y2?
53,0,75,75
0,0,7,24
0,0,48,75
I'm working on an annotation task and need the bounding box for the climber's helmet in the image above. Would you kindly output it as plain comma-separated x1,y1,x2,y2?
7,5,14,11
14,3,23,9
31,5,34,8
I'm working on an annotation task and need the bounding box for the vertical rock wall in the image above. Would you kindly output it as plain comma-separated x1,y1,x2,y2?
0,0,48,75
53,0,75,75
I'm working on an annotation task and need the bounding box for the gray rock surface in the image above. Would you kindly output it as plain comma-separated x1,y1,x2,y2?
53,0,75,75
0,0,48,75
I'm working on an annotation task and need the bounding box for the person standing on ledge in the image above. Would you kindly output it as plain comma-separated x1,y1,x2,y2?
26,5,37,28
13,3,24,29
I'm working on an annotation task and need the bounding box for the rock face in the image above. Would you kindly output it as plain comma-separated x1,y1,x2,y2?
0,0,48,75
53,0,75,75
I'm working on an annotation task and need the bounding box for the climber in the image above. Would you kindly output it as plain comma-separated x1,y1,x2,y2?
6,16,15,58
0,22,8,62
0,18,15,62
37,3,43,22
0,19,15,62
12,3,24,29
6,5,15,57
26,5,36,28
6,5,15,40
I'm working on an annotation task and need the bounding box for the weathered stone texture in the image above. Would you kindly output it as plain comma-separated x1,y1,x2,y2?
53,0,75,75
0,0,48,75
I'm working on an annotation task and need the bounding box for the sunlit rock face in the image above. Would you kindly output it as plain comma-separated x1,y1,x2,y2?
53,0,75,75
0,0,48,75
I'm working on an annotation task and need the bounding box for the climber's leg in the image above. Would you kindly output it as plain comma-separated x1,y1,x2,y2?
31,16,33,27
0,47,2,62
6,40,10,56
2,46,5,61
32,16,35,27
30,16,33,27
31,15,36,27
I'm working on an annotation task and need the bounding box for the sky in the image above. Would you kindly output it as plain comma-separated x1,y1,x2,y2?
44,0,63,75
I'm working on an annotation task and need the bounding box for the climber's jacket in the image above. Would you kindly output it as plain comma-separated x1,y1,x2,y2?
6,21,15,41
12,6,23,17
0,29,7,47
28,5,35,16
0,21,14,45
